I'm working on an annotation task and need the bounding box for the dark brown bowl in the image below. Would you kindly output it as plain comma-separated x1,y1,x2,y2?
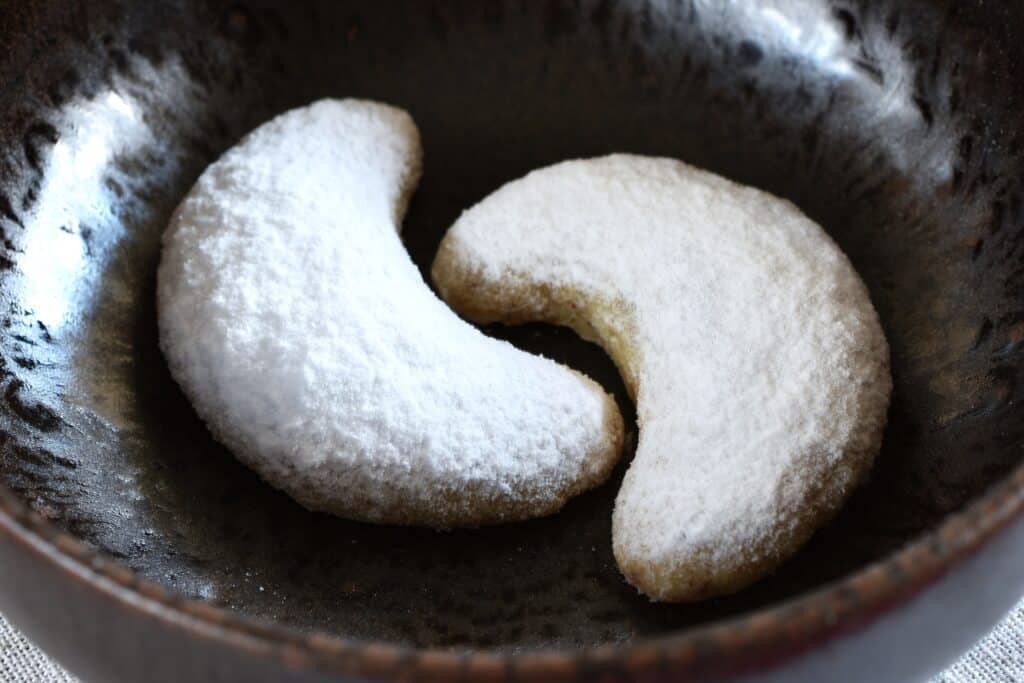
1,1,1024,681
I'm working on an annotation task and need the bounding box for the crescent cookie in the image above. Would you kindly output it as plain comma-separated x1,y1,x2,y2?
158,100,624,528
432,155,891,601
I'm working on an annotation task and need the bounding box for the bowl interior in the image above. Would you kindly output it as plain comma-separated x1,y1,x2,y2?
1,0,1023,651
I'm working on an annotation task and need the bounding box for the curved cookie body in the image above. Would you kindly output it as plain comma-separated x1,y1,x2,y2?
158,100,623,528
433,155,891,600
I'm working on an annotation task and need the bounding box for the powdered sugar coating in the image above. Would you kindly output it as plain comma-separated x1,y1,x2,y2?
157,100,623,528
433,155,891,601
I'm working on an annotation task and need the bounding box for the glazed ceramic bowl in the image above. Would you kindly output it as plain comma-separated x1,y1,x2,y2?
1,1,1023,681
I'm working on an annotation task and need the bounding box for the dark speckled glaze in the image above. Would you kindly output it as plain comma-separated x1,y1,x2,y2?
0,1,1023,681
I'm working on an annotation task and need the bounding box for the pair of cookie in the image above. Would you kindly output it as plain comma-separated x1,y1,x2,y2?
158,99,890,602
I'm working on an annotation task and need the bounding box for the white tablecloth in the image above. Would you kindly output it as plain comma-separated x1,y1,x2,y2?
2,600,1023,682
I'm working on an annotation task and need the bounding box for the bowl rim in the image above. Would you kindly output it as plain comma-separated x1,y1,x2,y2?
1,459,1023,681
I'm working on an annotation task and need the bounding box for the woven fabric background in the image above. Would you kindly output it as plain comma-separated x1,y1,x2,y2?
0,614,76,683
2,599,1023,682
